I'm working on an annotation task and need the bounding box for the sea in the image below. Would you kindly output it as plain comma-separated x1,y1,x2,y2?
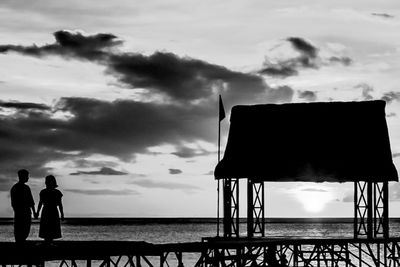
1,218,400,266
1,217,400,243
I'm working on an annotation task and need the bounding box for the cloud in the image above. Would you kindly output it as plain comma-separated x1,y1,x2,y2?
65,188,138,195
258,65,298,77
0,31,297,179
393,153,400,158
301,188,328,192
171,146,214,158
342,194,353,202
0,178,13,192
0,30,121,61
107,51,270,102
287,37,317,60
0,97,217,179
259,37,352,78
298,91,317,102
205,170,214,175
371,13,395,19
329,56,352,66
70,167,128,176
381,91,400,104
387,112,397,118
355,83,374,101
266,86,294,103
130,179,201,191
0,30,294,105
169,168,182,175
67,159,119,169
0,101,51,111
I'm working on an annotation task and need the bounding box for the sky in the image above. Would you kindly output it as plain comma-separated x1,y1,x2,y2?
0,0,400,218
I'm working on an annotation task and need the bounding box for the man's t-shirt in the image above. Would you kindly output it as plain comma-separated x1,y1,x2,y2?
10,182,34,213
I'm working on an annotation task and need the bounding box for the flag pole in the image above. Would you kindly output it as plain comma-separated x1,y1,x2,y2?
217,94,225,237
217,98,221,237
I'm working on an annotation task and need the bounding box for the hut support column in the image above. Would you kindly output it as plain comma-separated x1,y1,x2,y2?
223,178,239,237
247,180,265,238
354,181,389,239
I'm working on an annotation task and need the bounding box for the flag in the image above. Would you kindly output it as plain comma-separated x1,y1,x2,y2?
219,95,225,122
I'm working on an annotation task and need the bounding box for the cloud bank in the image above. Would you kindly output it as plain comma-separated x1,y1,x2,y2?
259,37,352,78
0,30,299,190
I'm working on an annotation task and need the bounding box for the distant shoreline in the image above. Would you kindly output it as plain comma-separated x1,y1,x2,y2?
2,217,400,225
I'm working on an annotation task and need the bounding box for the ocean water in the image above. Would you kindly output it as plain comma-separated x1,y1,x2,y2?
1,218,400,242
2,218,400,266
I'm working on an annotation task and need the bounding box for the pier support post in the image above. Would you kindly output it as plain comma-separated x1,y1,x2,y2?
223,178,239,237
247,180,265,238
354,181,389,239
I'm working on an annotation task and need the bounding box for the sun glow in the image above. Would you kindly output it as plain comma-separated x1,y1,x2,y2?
295,187,334,213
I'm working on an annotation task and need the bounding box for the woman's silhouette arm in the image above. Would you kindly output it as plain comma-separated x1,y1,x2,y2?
36,201,43,219
59,201,64,221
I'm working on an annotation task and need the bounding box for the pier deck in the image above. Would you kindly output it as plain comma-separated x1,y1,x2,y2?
2,237,400,267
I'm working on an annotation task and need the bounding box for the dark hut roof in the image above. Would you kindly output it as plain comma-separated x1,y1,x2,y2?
215,100,398,182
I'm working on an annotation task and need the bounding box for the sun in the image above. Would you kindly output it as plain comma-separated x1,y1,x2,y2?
295,187,333,213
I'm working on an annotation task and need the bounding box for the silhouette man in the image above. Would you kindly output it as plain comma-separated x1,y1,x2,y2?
10,169,36,243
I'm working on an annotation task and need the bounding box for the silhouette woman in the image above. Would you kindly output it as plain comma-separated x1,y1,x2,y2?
36,175,64,244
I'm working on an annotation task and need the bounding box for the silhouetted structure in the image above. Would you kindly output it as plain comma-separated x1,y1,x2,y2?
10,169,36,243
2,100,400,267
215,100,398,238
37,175,64,243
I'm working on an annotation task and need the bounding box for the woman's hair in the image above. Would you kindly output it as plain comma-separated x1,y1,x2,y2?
45,175,58,189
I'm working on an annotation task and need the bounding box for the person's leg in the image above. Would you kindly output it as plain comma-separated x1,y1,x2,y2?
14,213,28,243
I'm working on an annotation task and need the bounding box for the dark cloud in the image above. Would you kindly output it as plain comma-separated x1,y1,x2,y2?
70,167,128,176
0,97,216,179
287,37,318,60
0,101,51,111
387,112,397,118
0,31,297,179
301,188,328,192
329,56,352,66
130,179,201,191
0,30,121,61
52,97,216,158
393,153,400,158
381,91,400,104
258,65,298,78
371,13,395,19
259,37,351,78
298,91,317,102
65,188,138,195
169,168,182,175
171,146,214,158
107,51,270,102
0,30,294,105
67,159,119,169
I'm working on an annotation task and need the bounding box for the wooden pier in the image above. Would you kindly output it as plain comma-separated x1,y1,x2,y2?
2,237,400,267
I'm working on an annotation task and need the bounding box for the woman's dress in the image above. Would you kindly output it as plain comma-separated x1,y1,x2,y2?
39,188,63,239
